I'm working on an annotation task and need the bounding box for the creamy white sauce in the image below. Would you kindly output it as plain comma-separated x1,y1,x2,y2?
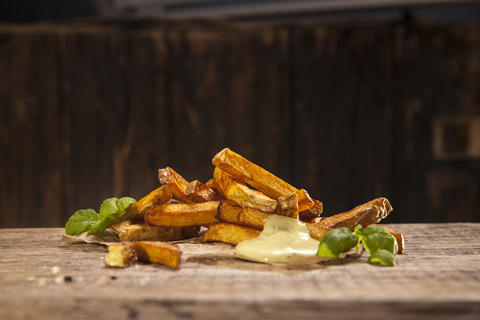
234,215,320,263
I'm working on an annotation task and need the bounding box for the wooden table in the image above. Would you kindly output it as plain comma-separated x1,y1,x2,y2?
1,223,480,320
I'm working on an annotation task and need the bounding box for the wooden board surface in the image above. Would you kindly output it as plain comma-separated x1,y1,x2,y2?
1,223,480,319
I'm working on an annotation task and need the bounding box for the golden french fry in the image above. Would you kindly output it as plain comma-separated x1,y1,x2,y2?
376,224,405,254
237,206,271,230
145,201,221,227
186,180,224,203
215,200,242,224
203,222,261,245
299,199,323,223
109,220,200,242
213,167,278,213
134,241,182,269
158,167,193,203
123,185,172,221
212,148,314,211
277,192,299,219
296,189,315,212
205,178,222,195
105,241,136,268
236,206,329,240
305,223,331,241
317,197,392,230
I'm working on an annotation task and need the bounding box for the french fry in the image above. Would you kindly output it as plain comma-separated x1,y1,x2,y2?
299,199,323,223
277,192,299,219
376,224,405,254
215,200,242,224
186,180,224,203
205,178,222,195
109,220,200,242
134,241,182,269
212,148,314,211
317,197,392,230
236,206,329,241
213,167,278,213
158,167,193,203
305,223,331,241
237,206,271,230
123,185,172,221
203,222,261,245
145,201,221,227
105,241,136,268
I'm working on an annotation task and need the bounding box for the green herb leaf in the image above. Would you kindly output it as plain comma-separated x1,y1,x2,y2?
361,225,398,256
368,249,396,266
99,198,119,223
118,197,137,220
354,224,364,251
65,197,136,236
317,227,359,258
65,209,100,235
88,220,109,235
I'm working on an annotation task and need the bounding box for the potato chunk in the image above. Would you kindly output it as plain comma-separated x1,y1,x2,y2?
110,220,200,241
203,222,261,245
158,167,193,203
123,185,172,221
277,192,299,219
305,224,331,241
215,200,242,224
317,197,392,230
145,201,221,227
213,167,278,213
299,199,323,223
237,206,271,230
105,241,136,268
186,180,224,203
134,241,182,269
212,148,314,211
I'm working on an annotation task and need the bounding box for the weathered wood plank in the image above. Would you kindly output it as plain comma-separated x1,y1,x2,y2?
121,31,171,201
59,29,129,221
1,224,480,320
0,32,63,227
0,21,479,228
350,25,400,223
394,23,480,223
292,25,381,215
164,26,292,184
0,32,12,227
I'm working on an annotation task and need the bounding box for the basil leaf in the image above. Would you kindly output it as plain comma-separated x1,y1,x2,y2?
362,224,393,238
118,197,137,220
317,227,359,258
98,197,137,224
99,198,121,223
65,197,137,236
354,224,364,251
368,249,396,266
65,209,100,235
361,225,398,256
88,220,109,235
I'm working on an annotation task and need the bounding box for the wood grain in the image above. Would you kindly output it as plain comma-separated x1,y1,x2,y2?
1,224,480,319
0,21,479,228
394,23,480,223
0,32,63,228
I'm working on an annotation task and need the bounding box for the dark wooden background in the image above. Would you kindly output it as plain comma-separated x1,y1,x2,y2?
1,19,479,228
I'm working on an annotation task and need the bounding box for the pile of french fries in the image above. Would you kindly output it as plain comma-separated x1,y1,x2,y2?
105,148,404,269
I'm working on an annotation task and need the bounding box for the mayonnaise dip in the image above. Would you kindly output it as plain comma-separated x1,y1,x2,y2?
234,215,320,263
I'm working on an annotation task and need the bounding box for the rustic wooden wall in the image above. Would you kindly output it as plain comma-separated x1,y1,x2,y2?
0,20,479,228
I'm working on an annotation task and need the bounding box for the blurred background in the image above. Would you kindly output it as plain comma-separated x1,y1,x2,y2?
1,0,479,228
